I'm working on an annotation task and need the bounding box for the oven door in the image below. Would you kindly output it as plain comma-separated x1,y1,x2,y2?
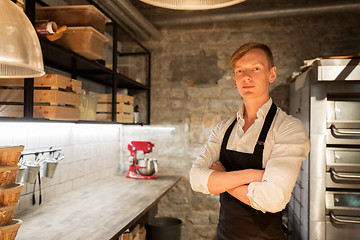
326,100,360,145
326,148,360,189
326,191,360,240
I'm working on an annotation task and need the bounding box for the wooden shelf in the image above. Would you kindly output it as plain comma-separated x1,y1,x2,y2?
40,39,148,90
0,0,152,124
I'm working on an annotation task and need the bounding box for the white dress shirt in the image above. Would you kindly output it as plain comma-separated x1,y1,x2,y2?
189,98,310,213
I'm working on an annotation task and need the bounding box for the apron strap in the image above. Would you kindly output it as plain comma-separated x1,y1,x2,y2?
220,118,237,150
257,102,277,146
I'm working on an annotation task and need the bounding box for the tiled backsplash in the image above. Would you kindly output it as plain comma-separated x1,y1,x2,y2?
0,122,121,214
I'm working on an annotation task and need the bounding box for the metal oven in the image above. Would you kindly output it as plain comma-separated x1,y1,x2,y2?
289,58,360,240
325,191,360,239
326,148,360,189
324,96,360,240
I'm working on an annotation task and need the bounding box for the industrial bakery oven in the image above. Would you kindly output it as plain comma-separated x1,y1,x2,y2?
289,58,360,240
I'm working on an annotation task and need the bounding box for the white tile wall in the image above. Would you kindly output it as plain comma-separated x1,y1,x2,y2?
0,122,121,214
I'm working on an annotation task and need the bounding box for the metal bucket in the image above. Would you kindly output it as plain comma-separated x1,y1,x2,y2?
16,166,26,183
25,166,40,184
46,161,58,178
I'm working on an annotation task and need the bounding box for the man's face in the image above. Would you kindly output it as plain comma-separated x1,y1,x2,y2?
233,48,276,102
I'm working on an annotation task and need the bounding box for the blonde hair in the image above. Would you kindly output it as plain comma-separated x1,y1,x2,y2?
231,42,274,69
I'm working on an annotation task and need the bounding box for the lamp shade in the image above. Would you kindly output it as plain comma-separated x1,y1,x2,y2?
0,0,44,78
140,0,246,10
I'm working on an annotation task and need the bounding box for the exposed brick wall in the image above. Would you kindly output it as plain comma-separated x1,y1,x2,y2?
130,10,360,240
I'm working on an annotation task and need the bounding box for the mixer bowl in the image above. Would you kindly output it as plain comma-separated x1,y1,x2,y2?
136,158,157,176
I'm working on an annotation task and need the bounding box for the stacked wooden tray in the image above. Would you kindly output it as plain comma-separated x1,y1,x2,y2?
0,74,81,121
94,93,134,123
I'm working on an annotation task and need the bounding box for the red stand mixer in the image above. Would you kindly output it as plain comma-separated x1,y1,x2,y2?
126,141,158,179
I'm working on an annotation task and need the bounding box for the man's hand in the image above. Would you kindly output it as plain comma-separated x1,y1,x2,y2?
210,161,226,172
226,169,264,206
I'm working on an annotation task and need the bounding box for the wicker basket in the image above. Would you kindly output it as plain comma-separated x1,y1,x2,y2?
0,166,20,187
0,219,22,240
0,146,24,166
0,204,17,225
0,183,24,206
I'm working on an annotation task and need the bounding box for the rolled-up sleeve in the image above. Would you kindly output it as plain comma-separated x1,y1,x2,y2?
189,122,223,194
247,117,310,213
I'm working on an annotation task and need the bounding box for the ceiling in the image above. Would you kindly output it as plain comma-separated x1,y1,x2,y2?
60,0,359,41
131,0,351,24
118,0,360,40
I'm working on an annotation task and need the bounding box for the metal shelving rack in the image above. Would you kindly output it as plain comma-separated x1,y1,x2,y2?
17,0,151,124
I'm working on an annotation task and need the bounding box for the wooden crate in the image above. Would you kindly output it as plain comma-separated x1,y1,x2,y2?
93,93,134,123
34,106,80,121
96,112,133,123
34,90,81,107
0,79,24,87
96,103,133,113
0,75,81,120
0,105,23,118
0,79,24,118
35,74,82,93
0,75,82,92
94,93,134,105
0,89,80,107
0,89,23,103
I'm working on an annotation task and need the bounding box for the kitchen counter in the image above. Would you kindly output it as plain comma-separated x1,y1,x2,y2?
15,174,182,240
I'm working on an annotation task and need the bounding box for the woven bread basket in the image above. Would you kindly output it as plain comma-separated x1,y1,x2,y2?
0,183,24,206
0,219,22,240
0,146,24,167
0,166,20,187
0,204,17,225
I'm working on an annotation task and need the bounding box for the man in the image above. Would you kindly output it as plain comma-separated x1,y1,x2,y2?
189,42,310,239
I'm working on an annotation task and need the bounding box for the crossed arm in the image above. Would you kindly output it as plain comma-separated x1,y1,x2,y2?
190,116,310,213
208,161,264,206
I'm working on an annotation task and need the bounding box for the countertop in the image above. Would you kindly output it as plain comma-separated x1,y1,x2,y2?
15,174,182,240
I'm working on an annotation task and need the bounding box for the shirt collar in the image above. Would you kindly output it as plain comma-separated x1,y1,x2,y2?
236,98,273,121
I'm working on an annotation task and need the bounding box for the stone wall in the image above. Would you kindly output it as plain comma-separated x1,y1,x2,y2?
129,10,360,240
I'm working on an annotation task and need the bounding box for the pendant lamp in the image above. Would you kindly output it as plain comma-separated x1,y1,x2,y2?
0,0,45,78
139,0,246,10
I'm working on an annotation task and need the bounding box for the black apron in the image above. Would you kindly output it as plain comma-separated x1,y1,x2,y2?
216,102,285,240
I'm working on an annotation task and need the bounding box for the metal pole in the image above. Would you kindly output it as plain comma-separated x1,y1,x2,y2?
112,23,118,122
24,0,36,120
147,53,151,124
